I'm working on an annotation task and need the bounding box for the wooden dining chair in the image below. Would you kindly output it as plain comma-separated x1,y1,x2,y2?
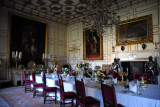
101,83,124,107
133,73,147,82
112,72,121,81
70,69,76,76
23,71,33,93
75,78,100,107
42,73,57,104
31,72,45,98
58,75,76,106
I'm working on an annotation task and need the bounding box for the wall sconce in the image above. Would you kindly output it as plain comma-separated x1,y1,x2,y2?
142,44,146,50
121,46,125,51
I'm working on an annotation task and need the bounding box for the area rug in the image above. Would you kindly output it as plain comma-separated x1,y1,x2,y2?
0,86,75,107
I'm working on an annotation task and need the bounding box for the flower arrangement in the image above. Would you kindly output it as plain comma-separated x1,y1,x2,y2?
61,68,70,74
73,61,89,75
95,71,105,83
74,61,89,70
94,65,101,71
95,71,105,78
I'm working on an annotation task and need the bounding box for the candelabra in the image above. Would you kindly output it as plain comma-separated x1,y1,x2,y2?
12,51,22,69
118,67,129,86
118,71,124,85
124,68,129,81
42,53,50,68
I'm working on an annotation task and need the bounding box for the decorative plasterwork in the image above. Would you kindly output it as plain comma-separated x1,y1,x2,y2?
1,0,148,25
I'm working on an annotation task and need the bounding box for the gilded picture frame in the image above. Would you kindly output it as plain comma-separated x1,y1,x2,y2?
8,14,47,67
116,14,153,46
83,30,103,60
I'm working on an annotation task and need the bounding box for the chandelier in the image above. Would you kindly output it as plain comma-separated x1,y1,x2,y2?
82,0,120,36
82,0,147,36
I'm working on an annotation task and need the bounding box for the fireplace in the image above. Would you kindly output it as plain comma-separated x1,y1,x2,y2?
121,61,147,80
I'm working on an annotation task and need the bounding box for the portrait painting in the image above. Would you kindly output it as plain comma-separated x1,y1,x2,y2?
9,15,47,67
83,30,103,60
116,14,153,46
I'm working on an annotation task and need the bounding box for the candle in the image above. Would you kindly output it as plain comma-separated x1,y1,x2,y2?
50,65,53,70
126,68,128,72
118,68,121,72
16,51,18,57
19,52,22,59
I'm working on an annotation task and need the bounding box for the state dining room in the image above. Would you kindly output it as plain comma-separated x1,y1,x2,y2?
0,0,160,107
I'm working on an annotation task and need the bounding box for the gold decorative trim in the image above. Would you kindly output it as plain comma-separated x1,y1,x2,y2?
116,14,153,46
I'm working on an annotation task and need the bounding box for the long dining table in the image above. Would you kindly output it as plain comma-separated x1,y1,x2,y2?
32,73,160,107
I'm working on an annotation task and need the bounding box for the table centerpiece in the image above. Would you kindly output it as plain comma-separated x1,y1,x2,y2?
95,71,105,83
61,68,70,78
73,61,89,78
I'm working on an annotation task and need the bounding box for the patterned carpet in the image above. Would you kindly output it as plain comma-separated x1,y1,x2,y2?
0,86,75,107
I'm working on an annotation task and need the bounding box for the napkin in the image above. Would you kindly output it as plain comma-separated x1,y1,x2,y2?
113,78,117,84
136,80,140,86
65,74,70,80
95,77,98,81
41,72,43,77
52,74,56,78
129,82,137,93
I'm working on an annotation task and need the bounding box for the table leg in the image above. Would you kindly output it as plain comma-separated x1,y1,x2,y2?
21,74,23,85
13,74,17,86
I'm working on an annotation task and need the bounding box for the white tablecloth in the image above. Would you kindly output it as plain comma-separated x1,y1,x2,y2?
32,74,160,107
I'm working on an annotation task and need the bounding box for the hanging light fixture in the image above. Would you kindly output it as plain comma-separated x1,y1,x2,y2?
82,0,147,36
82,0,120,36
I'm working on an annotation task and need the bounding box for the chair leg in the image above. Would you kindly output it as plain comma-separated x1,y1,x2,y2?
76,100,78,107
71,98,73,106
55,92,57,104
60,99,62,107
63,99,65,107
25,85,26,93
33,89,35,98
44,94,46,104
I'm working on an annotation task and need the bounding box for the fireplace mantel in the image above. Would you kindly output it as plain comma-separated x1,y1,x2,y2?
121,61,147,81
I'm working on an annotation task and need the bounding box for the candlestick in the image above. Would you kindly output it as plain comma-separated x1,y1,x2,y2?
16,51,18,58
126,68,128,72
42,53,50,68
19,52,22,60
12,51,22,69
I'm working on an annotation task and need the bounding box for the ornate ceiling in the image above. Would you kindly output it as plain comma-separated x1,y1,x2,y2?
1,0,88,25
1,0,147,25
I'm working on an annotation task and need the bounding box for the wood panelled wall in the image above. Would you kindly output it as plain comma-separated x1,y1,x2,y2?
67,0,160,70
0,0,160,80
0,7,67,80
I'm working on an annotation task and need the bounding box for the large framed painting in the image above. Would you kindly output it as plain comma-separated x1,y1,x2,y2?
116,14,153,46
8,15,47,67
83,30,103,60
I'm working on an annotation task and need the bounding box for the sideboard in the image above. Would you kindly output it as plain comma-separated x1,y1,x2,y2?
10,69,46,86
